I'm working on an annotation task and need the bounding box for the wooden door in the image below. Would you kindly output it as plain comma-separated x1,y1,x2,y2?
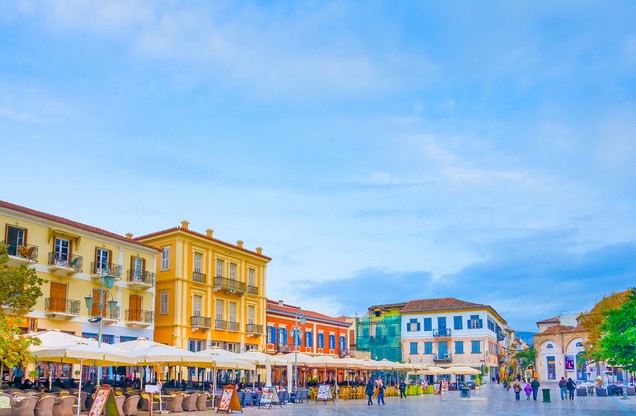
91,289,107,317
50,282,67,312
129,295,142,321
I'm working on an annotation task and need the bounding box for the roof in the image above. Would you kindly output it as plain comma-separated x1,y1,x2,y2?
0,200,160,251
401,297,507,324
135,226,271,260
266,299,349,327
367,302,408,311
540,324,574,335
536,316,561,325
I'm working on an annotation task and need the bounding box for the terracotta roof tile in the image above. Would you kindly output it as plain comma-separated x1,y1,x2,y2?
536,316,561,325
266,299,349,327
0,200,161,251
135,227,271,260
540,324,574,335
401,297,489,313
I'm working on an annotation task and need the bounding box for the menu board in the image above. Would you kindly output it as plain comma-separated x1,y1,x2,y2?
316,384,334,403
441,380,449,392
217,385,242,413
259,386,281,409
88,385,121,416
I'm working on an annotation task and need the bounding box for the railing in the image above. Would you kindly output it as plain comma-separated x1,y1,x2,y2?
192,271,206,284
125,309,154,323
191,316,212,328
338,348,349,357
215,319,228,330
91,262,122,278
228,321,240,331
213,276,246,293
247,285,258,295
276,343,291,353
1,241,39,261
127,270,155,286
246,323,263,334
45,297,80,315
433,328,452,337
48,252,83,272
433,353,453,362
92,306,120,320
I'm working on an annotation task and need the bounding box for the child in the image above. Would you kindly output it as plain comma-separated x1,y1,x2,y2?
523,382,532,400
513,380,522,401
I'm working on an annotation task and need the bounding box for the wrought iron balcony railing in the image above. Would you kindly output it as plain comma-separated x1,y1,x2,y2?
48,252,83,272
215,319,228,330
246,323,263,334
2,241,39,262
45,297,80,315
433,328,452,337
213,276,246,293
191,316,212,328
433,353,453,362
125,309,154,323
90,262,122,278
247,285,258,295
228,321,240,331
192,271,206,284
91,306,120,320
127,270,155,286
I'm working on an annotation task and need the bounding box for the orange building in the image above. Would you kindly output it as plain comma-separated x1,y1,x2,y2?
265,299,350,356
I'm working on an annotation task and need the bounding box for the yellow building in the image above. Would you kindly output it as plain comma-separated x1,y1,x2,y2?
0,200,159,347
135,221,270,353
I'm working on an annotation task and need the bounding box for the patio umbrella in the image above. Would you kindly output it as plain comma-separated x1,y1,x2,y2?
237,351,287,386
420,366,446,375
193,349,256,394
446,366,481,375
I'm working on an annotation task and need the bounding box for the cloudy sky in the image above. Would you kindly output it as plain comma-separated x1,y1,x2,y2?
1,1,635,331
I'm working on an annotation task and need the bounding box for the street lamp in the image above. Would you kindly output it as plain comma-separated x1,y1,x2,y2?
293,311,306,391
84,267,117,385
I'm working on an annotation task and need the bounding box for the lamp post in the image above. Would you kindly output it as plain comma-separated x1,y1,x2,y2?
293,311,306,391
84,267,117,386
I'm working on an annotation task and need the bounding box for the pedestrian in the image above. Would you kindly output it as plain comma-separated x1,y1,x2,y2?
496,374,500,384
530,378,541,401
513,380,522,401
559,377,567,400
365,378,375,406
399,379,407,399
524,382,532,400
377,379,386,406
566,378,576,400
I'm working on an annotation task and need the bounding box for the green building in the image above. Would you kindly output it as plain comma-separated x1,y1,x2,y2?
355,302,407,362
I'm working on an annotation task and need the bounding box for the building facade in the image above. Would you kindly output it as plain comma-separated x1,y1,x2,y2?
265,299,349,356
0,200,159,345
533,315,589,381
136,221,270,353
355,303,406,362
400,298,508,376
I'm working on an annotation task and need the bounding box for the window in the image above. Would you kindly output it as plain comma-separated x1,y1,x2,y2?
247,305,255,324
329,334,336,349
575,341,583,348
161,247,170,270
119,336,136,343
546,343,554,349
192,295,202,317
468,315,483,329
339,336,347,352
5,225,25,257
215,259,225,277
291,329,302,347
229,302,237,323
159,291,169,315
95,248,110,273
54,237,70,264
317,333,325,349
188,339,205,352
229,263,237,280
409,342,418,354
388,326,396,337
278,328,288,345
101,335,114,344
487,317,496,332
215,299,224,320
248,268,256,287
471,340,481,354
267,326,276,344
407,318,420,332
455,341,464,354
194,252,202,273
132,257,144,279
454,316,463,330
424,342,433,354
305,331,313,347
423,318,432,331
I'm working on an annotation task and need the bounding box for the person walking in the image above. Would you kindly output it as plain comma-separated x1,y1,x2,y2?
566,378,576,400
530,378,541,401
513,380,522,401
523,382,532,400
559,377,567,400
377,379,386,406
399,379,407,399
365,378,375,406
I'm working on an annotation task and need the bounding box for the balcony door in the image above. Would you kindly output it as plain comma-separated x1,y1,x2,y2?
438,341,449,359
50,282,67,312
129,294,142,321
91,289,107,317
5,225,25,256
54,238,70,265
438,317,447,333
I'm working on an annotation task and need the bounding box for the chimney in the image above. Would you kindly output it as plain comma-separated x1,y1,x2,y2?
125,232,133,239
256,247,263,255
278,300,284,306
237,240,244,249
181,220,189,230
206,229,214,238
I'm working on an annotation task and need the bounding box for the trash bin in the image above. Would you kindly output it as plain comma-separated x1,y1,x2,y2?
542,388,551,403
460,388,470,398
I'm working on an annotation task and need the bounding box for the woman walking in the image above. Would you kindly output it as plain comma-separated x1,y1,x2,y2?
566,378,577,400
377,379,386,406
365,378,375,406
513,380,522,401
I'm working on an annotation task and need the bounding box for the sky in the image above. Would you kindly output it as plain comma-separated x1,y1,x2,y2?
1,1,635,332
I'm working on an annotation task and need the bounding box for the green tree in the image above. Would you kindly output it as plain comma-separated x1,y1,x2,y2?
515,346,537,371
599,288,636,372
0,243,46,368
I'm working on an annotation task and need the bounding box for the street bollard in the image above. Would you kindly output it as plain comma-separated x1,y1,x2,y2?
623,387,628,400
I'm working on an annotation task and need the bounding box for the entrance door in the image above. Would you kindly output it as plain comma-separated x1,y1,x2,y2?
50,282,67,312
547,356,556,380
438,341,449,359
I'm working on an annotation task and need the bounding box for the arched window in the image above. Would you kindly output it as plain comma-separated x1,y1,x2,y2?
575,341,583,347
546,343,554,349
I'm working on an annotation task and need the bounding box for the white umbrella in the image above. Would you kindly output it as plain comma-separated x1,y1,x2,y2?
446,366,481,375
193,348,256,395
237,351,286,386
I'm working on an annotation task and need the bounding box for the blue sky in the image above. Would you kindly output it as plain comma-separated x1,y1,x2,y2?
1,1,635,331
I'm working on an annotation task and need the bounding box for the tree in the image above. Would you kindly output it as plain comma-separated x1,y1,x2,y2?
599,288,636,373
515,346,537,372
0,243,46,369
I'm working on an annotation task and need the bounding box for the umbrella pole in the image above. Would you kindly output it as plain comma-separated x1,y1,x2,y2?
76,361,83,416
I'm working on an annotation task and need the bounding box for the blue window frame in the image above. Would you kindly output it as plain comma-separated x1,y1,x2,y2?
409,342,418,354
471,340,481,354
318,333,325,349
423,318,432,331
278,327,288,345
339,336,347,352
119,336,137,343
455,341,464,354
305,331,313,347
468,315,483,329
454,316,463,330
424,342,433,354
292,329,302,346
188,340,204,352
407,318,420,332
267,326,276,344
329,334,336,349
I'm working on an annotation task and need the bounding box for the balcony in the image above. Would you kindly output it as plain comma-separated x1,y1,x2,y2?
276,343,291,353
246,323,263,336
433,353,453,363
433,328,452,337
47,253,83,276
191,316,212,330
125,309,153,327
369,335,387,345
90,262,122,280
45,297,80,318
213,276,246,296
215,319,228,330
2,241,39,266
192,271,206,284
127,270,155,290
228,321,240,332
90,307,119,324
247,285,258,295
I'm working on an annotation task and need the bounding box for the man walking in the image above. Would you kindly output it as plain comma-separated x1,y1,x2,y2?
366,378,375,406
559,377,567,400
399,379,407,399
531,378,541,401
566,378,577,400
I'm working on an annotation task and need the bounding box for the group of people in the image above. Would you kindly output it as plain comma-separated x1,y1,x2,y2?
511,378,542,401
365,377,387,406
559,377,577,400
